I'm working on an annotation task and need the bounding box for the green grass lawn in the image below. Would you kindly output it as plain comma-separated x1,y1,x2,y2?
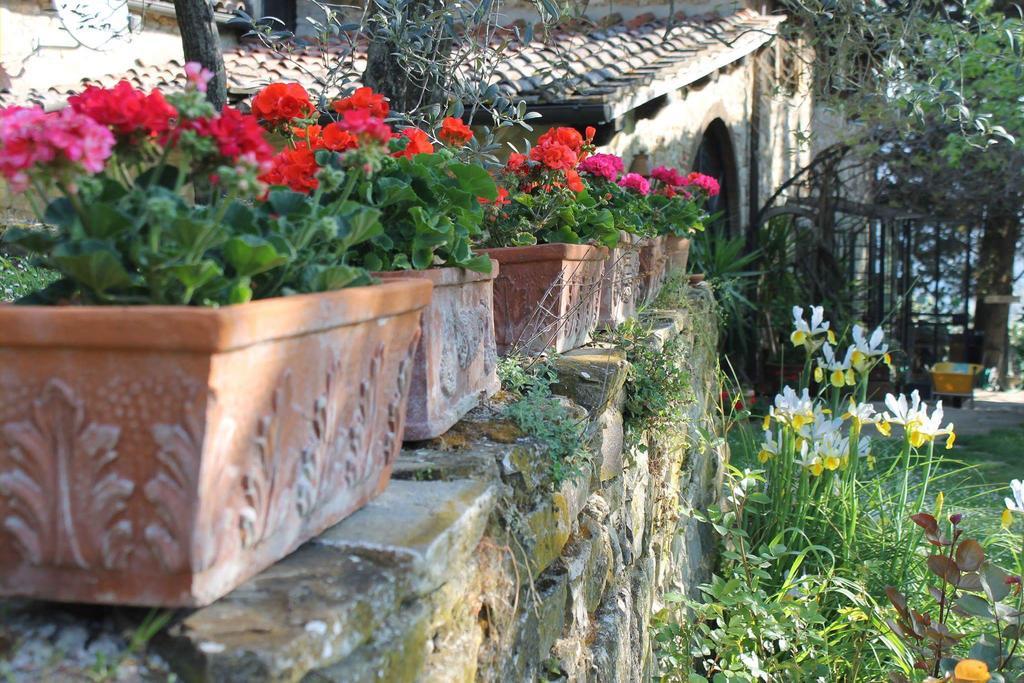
0,253,58,302
947,427,1024,486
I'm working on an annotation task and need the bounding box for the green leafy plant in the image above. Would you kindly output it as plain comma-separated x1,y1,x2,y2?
884,511,1024,682
356,149,495,272
1,69,383,306
499,355,591,485
602,317,692,431
654,467,890,682
689,230,761,360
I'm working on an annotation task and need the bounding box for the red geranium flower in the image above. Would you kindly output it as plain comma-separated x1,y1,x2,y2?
332,87,389,119
439,116,473,146
260,146,318,193
251,83,315,126
506,152,528,173
293,124,323,147
394,128,434,158
319,122,359,152
565,169,584,193
188,106,273,165
536,127,584,155
478,186,510,206
529,141,577,171
68,81,177,137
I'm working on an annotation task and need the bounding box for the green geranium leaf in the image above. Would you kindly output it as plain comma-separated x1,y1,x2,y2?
268,189,310,217
225,235,287,278
376,177,419,207
338,204,383,246
449,163,497,200
84,203,134,241
463,254,492,273
49,241,137,296
169,259,222,290
223,202,258,234
43,199,79,232
310,264,368,291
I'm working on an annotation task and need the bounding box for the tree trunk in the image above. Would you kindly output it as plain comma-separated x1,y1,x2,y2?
173,0,227,110
362,0,448,115
973,209,1021,388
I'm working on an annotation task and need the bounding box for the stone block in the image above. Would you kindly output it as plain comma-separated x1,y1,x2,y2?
591,407,625,481
302,602,432,683
589,578,633,683
550,347,629,414
159,545,409,682
313,477,495,596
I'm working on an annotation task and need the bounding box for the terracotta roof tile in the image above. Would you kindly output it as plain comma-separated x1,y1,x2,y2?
1,9,782,120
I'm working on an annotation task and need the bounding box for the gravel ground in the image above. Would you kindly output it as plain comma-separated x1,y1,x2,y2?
0,601,178,682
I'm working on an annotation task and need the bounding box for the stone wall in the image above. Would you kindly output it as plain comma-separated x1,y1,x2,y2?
0,285,722,682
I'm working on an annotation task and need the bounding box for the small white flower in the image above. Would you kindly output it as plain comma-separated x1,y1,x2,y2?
910,400,955,449
843,399,879,428
815,343,855,387
797,408,843,443
851,325,890,370
791,305,832,347
1006,479,1024,513
770,386,815,428
758,429,783,463
797,441,824,476
882,391,923,427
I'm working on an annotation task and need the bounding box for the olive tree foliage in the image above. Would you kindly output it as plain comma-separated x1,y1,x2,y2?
241,0,580,165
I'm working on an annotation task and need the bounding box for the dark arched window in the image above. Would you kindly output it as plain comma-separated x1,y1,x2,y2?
694,119,739,236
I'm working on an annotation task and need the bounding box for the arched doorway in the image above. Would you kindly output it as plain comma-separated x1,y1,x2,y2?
693,119,740,236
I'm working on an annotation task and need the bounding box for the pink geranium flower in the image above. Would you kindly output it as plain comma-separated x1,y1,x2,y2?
682,172,720,197
617,172,650,195
578,153,624,181
184,62,214,93
651,165,685,187
0,105,114,190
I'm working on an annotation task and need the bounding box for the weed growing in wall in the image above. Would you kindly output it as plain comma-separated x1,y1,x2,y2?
498,355,592,486
606,317,693,432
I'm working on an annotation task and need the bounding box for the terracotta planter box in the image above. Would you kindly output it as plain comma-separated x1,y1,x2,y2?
598,233,640,328
664,235,691,274
0,281,431,607
637,236,668,306
481,244,608,355
377,267,499,441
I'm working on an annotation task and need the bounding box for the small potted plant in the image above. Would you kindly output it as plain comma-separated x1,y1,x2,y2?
648,167,715,276
480,126,614,355
251,84,501,441
0,69,431,607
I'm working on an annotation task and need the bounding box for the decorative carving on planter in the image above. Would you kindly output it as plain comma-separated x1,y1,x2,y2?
599,238,640,328
482,244,608,356
0,279,430,606
295,355,342,520
377,268,500,441
345,343,382,489
0,380,133,570
240,373,297,550
144,398,204,572
381,327,420,464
